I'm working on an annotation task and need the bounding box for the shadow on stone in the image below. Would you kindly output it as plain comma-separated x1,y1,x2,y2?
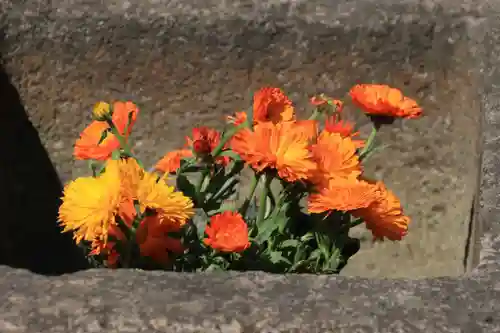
0,60,89,275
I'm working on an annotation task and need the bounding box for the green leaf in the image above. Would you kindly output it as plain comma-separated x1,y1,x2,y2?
176,175,197,199
192,209,209,240
315,232,332,259
308,248,323,262
325,248,342,272
300,232,315,242
269,251,291,265
207,176,239,202
280,239,300,249
111,150,121,160
177,157,198,174
359,143,388,162
246,104,254,129
253,218,279,245
289,260,307,272
217,150,242,161
98,129,109,144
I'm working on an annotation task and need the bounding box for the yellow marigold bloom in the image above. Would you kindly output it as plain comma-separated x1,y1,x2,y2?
351,181,410,240
58,159,122,245
136,171,194,227
92,101,111,121
310,131,362,185
230,121,317,182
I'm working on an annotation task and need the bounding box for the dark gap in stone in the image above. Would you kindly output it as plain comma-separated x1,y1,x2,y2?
0,43,89,275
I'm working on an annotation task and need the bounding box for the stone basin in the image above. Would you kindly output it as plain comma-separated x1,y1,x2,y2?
0,0,499,331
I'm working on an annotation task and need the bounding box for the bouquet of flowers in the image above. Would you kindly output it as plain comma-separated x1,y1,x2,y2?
58,84,422,273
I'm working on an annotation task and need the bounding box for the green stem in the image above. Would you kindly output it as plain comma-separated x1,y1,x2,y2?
195,169,210,205
340,217,364,232
115,215,138,269
239,172,261,217
106,118,145,169
308,108,322,121
359,124,379,160
211,122,246,158
256,173,273,226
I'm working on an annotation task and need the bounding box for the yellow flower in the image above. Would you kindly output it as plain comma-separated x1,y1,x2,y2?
58,159,122,245
136,171,195,227
92,102,111,121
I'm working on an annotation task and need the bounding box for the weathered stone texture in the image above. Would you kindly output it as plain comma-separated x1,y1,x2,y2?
0,0,499,331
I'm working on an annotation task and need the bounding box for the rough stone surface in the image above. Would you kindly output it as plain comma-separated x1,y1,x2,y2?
0,0,499,332
0,0,489,278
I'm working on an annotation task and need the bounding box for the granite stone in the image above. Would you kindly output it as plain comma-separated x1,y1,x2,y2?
0,0,500,332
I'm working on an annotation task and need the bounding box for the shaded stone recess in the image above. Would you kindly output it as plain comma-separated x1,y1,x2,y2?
0,0,488,278
0,0,499,332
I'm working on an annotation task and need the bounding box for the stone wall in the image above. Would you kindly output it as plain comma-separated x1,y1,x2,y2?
0,0,499,331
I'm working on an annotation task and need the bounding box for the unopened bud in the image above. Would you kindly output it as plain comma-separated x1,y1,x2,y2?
92,102,111,121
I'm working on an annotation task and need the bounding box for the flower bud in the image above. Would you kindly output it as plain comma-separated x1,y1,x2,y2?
92,102,111,121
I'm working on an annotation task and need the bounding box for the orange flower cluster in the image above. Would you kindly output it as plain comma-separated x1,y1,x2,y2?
224,85,419,240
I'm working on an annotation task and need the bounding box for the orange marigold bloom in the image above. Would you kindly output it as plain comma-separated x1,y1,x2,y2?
308,177,382,214
295,120,319,140
324,116,364,148
351,181,410,241
310,131,362,184
136,214,185,264
231,121,317,182
89,238,120,267
349,84,422,119
155,149,193,174
186,127,229,165
204,211,250,253
74,101,139,161
253,87,295,124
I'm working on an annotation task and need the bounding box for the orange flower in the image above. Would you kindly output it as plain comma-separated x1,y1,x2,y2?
227,111,248,126
349,84,422,119
186,127,229,165
112,101,139,135
310,95,344,112
155,149,193,174
74,101,139,161
324,116,364,148
90,213,185,266
294,120,319,140
310,131,362,184
351,181,410,241
308,177,381,214
253,87,295,124
89,238,120,267
204,211,250,253
73,121,121,161
136,214,185,264
231,121,317,182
